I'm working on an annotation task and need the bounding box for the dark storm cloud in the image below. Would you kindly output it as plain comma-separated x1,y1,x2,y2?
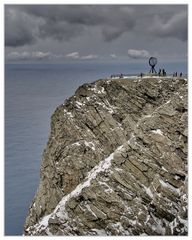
5,5,136,46
5,8,33,46
18,5,136,42
39,20,85,41
5,5,187,47
5,7,43,47
149,11,187,41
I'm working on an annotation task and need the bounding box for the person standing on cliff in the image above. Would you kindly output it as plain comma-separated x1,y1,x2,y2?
162,69,166,76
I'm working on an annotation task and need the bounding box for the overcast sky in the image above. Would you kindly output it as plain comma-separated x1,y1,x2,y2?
5,5,187,62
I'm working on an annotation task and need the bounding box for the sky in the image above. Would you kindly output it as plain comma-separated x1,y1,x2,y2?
5,4,188,63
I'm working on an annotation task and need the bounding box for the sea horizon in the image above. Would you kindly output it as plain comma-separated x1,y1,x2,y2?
5,61,188,235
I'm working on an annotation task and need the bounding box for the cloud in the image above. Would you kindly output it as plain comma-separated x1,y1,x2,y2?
110,54,117,58
149,11,187,41
128,49,150,59
81,54,98,60
5,5,187,48
5,7,42,47
6,51,30,60
5,5,135,45
29,5,136,42
102,27,126,42
65,52,98,60
6,51,51,61
31,51,51,59
65,52,80,59
39,20,85,41
6,50,99,61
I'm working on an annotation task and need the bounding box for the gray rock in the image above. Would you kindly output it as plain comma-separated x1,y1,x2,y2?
24,77,188,236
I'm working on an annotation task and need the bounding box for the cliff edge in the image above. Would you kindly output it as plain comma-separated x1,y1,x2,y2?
24,76,188,235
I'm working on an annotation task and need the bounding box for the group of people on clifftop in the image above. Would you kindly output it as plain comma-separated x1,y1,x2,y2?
158,69,183,77
173,72,183,77
111,70,183,79
139,69,183,78
158,69,166,76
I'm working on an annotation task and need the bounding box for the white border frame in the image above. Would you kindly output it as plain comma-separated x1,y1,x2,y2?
1,1,191,239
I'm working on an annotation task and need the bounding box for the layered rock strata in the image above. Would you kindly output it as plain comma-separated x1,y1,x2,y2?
24,77,188,235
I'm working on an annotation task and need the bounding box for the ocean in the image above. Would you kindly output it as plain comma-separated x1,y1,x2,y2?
5,61,187,235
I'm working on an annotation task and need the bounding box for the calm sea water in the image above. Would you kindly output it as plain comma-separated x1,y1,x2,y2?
5,61,187,235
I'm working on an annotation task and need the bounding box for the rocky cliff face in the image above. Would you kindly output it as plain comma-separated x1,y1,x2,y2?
24,76,188,236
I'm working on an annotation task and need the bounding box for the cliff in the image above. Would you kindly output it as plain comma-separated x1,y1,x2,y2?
24,76,188,236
